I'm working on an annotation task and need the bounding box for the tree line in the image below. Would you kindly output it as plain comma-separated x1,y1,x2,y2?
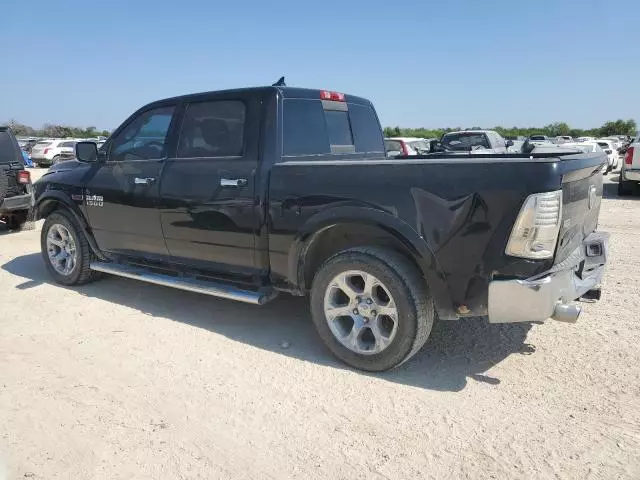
383,119,637,140
5,120,111,139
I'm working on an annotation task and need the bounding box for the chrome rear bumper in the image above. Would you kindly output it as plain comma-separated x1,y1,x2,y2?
488,232,608,323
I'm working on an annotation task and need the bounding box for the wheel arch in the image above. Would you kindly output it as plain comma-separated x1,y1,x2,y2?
288,206,457,320
36,191,108,261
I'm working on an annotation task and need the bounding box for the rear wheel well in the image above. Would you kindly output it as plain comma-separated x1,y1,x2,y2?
301,223,424,291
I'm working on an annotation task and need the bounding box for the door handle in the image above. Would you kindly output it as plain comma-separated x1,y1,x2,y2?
220,178,248,187
134,177,155,185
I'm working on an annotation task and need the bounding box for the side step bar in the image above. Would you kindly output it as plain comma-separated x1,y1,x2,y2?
89,262,276,305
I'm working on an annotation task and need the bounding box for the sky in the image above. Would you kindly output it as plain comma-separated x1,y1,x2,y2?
1,0,638,131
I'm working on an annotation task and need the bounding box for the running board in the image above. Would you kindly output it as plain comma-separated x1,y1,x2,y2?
89,262,276,305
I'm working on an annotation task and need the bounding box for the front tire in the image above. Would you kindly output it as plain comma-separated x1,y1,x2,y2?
41,210,99,285
310,247,434,371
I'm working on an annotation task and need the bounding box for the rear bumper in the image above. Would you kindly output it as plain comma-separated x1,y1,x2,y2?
488,231,608,323
622,168,640,182
0,187,35,213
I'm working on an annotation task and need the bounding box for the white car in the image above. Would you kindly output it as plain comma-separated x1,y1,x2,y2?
619,134,640,195
528,135,552,146
602,136,621,149
576,136,595,143
440,130,511,153
30,139,78,167
555,135,573,143
554,142,607,171
594,140,620,172
384,137,433,156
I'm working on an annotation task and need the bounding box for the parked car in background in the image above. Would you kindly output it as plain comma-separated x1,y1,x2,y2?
576,136,595,143
619,134,640,195
559,142,603,154
594,140,619,172
440,130,511,153
602,136,622,151
30,139,77,167
384,137,433,156
0,127,34,230
528,135,552,146
555,136,573,143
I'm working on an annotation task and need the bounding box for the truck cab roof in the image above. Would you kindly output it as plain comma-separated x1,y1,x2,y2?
148,86,374,109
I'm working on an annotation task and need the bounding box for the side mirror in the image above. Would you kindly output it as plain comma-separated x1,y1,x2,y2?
75,141,98,162
505,140,514,147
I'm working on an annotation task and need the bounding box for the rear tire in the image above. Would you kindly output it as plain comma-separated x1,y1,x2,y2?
310,247,434,372
618,178,635,196
52,155,62,165
41,210,100,285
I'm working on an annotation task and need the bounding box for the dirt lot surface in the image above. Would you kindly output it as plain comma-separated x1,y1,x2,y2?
0,170,638,479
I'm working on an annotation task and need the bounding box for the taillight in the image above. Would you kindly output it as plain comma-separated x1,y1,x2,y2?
506,190,563,259
400,141,409,156
44,148,50,154
624,146,634,165
320,90,345,102
18,170,31,184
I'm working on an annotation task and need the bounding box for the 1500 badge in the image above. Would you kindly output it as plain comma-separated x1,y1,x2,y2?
86,194,104,207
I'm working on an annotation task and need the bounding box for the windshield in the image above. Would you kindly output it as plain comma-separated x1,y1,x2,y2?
441,133,489,151
384,140,403,155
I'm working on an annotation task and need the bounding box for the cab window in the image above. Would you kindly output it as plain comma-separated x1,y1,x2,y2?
110,106,175,161
177,100,245,158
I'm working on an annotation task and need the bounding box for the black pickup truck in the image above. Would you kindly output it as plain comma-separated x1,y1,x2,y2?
34,85,609,371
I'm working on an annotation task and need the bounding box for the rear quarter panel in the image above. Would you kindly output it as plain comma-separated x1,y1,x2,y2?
268,156,576,316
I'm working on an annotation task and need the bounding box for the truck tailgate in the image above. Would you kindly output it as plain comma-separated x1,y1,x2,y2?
555,161,603,265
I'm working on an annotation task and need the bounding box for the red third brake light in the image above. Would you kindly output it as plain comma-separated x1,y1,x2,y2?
320,90,345,102
18,170,31,184
624,146,634,165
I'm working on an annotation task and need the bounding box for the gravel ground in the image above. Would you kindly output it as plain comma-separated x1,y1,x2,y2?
0,170,638,479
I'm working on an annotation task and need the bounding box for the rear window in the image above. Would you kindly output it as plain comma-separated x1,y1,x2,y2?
348,104,384,153
0,130,21,164
283,99,383,156
441,132,490,151
596,142,609,148
59,141,76,147
530,135,546,141
325,110,353,147
36,141,52,146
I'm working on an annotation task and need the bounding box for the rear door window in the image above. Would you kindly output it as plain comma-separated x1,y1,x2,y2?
177,100,246,158
283,100,330,156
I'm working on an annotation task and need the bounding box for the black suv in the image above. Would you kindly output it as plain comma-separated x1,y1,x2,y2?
0,127,34,230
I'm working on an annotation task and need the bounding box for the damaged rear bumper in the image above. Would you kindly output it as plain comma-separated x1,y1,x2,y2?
488,231,608,323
